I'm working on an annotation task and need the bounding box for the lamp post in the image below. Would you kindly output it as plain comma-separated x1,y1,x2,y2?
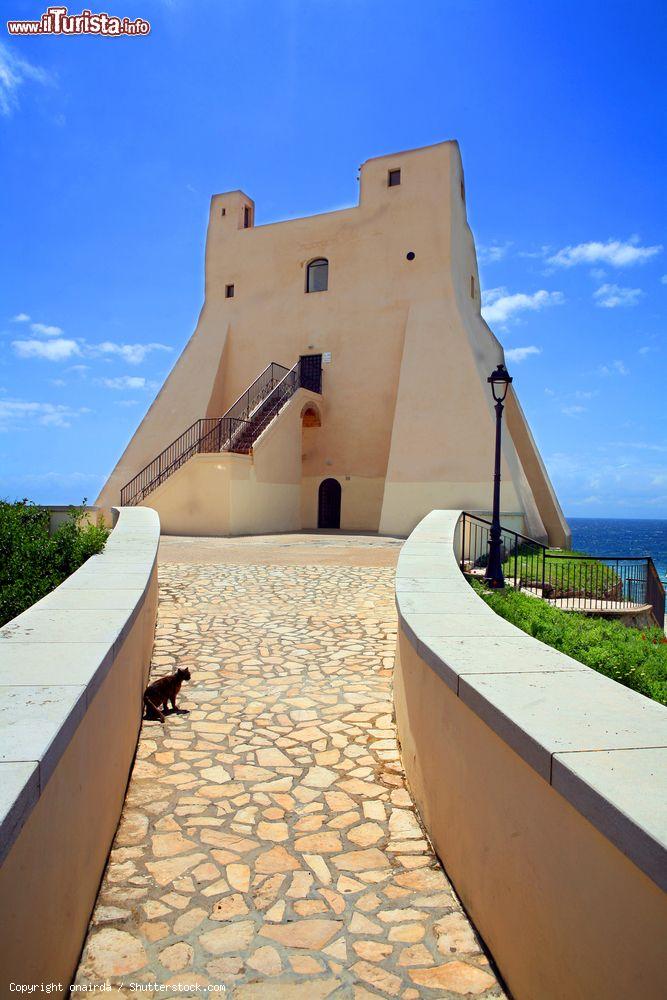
484,363,513,588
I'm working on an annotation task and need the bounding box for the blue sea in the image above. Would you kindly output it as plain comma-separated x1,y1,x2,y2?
569,518,667,584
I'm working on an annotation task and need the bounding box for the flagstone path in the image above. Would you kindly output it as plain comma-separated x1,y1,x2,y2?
75,533,505,999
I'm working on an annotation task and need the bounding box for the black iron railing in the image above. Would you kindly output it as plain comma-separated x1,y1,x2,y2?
459,511,547,590
119,416,249,507
459,512,665,628
647,559,666,629
224,362,291,427
120,357,322,507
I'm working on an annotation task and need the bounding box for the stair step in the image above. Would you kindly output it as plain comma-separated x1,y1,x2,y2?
121,356,321,505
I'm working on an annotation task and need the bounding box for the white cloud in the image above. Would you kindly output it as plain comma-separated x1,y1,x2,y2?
607,441,667,453
505,346,541,363
0,398,83,430
98,375,157,390
661,274,667,284
40,410,72,427
477,242,512,264
549,443,667,515
11,313,30,323
12,338,81,361
518,245,552,259
598,360,630,377
593,284,643,308
93,341,171,365
11,328,170,366
30,322,63,337
549,238,662,268
562,405,587,417
638,346,652,355
0,41,53,116
481,287,564,326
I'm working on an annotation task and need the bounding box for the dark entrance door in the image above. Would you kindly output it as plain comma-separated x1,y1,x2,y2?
300,354,323,394
318,478,341,529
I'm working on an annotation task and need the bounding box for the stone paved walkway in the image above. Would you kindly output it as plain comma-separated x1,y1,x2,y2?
75,534,505,999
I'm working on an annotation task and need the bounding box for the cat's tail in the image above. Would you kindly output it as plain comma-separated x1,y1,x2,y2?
143,694,166,724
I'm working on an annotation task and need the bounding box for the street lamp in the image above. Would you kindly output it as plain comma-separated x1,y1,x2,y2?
484,363,513,588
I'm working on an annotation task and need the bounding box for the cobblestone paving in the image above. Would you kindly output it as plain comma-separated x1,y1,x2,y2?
75,536,505,999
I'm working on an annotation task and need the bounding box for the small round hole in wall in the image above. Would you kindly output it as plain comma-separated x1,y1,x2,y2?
406,251,415,261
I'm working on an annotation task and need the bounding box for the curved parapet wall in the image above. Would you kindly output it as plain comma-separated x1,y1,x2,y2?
0,506,160,990
394,510,667,1000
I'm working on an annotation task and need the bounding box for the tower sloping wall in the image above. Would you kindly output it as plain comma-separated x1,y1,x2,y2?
96,142,569,546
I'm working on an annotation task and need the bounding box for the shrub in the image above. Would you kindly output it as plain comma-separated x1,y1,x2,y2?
468,577,667,705
0,499,109,627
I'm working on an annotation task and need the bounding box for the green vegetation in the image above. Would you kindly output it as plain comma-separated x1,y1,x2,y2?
468,576,667,705
503,545,621,598
0,500,109,628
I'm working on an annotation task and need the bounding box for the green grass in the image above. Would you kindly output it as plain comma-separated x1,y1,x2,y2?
0,500,109,627
468,576,667,705
503,545,621,597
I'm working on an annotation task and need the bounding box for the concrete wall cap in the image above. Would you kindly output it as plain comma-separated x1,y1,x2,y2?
0,506,160,866
396,509,667,890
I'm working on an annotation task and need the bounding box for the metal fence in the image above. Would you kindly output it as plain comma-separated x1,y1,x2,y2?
459,512,665,628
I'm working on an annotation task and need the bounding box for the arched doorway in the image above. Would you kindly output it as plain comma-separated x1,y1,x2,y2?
318,478,341,529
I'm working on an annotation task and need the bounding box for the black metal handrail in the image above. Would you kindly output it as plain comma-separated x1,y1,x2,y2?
459,512,547,592
119,416,250,506
647,558,666,629
225,355,323,453
120,356,322,506
224,362,291,425
459,512,665,628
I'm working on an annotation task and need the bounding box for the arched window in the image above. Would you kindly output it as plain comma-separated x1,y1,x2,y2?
301,405,321,428
306,258,328,293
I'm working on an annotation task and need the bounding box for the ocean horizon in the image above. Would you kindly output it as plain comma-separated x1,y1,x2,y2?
567,516,667,583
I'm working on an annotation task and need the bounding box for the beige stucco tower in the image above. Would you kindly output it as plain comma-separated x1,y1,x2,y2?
97,140,569,546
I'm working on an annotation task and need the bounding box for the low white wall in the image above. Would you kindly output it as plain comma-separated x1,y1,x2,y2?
395,510,667,1000
45,504,102,532
0,506,160,990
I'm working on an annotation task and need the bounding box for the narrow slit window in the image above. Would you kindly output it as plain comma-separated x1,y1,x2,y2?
388,168,401,187
221,207,226,216
243,205,252,228
306,258,329,293
225,284,235,298
470,275,475,299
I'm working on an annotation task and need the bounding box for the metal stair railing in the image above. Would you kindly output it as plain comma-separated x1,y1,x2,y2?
120,356,322,506
119,415,247,506
231,359,303,453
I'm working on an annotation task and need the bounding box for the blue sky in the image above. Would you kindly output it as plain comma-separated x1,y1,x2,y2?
1,0,665,518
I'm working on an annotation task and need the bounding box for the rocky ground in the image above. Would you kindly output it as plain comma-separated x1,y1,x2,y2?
74,532,505,999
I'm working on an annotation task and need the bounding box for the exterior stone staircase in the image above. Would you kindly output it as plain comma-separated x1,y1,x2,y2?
120,356,322,506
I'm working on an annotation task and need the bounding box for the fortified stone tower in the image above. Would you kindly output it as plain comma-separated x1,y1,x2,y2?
97,141,569,546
